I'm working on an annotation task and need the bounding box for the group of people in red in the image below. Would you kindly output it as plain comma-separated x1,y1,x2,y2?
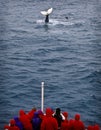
4,107,100,130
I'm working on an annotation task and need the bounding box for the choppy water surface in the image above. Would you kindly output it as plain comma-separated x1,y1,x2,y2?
0,0,101,128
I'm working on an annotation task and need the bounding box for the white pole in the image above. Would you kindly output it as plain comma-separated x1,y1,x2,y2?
41,82,44,112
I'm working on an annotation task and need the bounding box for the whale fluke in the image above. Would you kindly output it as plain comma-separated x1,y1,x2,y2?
40,8,53,23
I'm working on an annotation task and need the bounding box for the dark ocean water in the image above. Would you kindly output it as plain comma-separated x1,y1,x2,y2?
0,0,101,129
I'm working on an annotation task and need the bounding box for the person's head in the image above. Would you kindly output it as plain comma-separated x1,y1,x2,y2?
32,107,37,111
10,119,15,126
87,125,93,130
75,114,80,121
63,112,68,119
46,108,53,116
56,108,61,115
4,125,10,130
38,110,44,119
14,116,19,122
34,111,39,118
19,109,25,116
94,124,100,130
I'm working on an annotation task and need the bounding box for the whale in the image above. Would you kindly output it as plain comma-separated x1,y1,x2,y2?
40,8,53,23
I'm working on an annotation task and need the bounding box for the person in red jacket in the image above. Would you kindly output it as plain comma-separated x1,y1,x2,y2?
27,107,36,121
61,112,69,130
93,124,100,130
87,125,94,130
41,108,58,130
88,124,100,130
73,114,85,130
4,125,10,130
8,119,20,130
68,119,74,130
19,109,33,130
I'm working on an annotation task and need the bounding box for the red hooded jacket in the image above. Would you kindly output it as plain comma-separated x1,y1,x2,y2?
93,124,100,130
68,119,74,130
4,125,10,130
19,109,33,130
73,114,85,130
7,119,20,130
61,112,69,130
27,107,36,120
87,125,94,130
41,108,58,130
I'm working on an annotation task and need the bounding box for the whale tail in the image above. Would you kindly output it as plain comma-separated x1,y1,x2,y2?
40,8,53,23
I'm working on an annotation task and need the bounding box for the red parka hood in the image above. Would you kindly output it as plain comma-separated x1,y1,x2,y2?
63,112,68,118
94,124,100,130
19,109,25,116
46,108,53,117
75,114,80,121
88,125,94,130
10,119,15,126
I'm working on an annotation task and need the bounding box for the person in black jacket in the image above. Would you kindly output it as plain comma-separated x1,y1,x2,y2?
53,108,63,130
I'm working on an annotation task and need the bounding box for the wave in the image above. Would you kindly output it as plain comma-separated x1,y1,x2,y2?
36,18,85,27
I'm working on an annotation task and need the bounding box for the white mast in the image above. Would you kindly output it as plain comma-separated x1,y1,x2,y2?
41,82,44,112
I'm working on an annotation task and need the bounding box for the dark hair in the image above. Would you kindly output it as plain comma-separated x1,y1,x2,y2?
56,108,61,115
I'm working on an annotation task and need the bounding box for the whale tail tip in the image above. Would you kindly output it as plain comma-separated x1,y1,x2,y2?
40,8,53,16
